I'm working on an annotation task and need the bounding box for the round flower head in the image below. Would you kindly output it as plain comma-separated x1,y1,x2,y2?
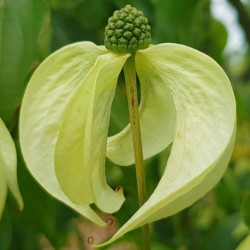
104,5,151,53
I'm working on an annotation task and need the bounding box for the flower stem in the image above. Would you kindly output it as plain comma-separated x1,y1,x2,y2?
123,54,151,250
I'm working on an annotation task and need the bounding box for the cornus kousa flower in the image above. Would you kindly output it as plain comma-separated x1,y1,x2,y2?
20,5,236,247
0,118,23,219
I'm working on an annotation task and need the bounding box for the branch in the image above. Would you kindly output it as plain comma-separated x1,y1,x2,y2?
228,0,250,45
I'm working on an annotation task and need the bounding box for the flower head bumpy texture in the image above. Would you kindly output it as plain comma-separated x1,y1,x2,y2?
104,5,151,53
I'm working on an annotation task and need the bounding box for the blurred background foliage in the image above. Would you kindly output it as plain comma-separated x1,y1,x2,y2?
0,0,250,249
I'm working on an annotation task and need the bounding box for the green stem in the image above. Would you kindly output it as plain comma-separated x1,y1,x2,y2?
123,54,151,250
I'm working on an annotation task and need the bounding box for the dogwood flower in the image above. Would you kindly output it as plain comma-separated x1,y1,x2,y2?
0,118,23,219
19,5,236,246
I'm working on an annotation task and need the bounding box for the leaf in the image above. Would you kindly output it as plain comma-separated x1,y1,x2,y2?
11,144,67,249
0,0,50,127
74,0,109,30
240,192,250,229
0,210,12,250
0,117,23,219
54,52,128,213
203,213,243,250
236,235,250,250
206,19,228,64
153,0,210,49
98,43,236,246
108,84,129,136
50,11,90,51
19,42,110,226
107,57,176,166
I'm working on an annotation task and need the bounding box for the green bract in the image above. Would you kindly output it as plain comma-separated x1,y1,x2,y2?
19,6,236,247
0,118,23,219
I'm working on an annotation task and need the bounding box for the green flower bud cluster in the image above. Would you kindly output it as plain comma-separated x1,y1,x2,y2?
104,5,151,53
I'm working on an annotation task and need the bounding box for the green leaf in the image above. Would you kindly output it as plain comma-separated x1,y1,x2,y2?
107,56,176,166
0,117,23,219
241,192,250,229
236,235,250,250
203,213,244,250
54,52,128,213
0,0,50,127
19,42,110,226
74,0,109,30
108,84,129,136
206,19,228,64
153,0,210,49
0,210,12,250
98,43,236,246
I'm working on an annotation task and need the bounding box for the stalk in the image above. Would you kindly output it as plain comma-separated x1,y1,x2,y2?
123,54,151,250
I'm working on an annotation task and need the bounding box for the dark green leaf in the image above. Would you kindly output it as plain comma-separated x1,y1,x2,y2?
153,0,210,50
0,0,50,128
0,210,12,250
241,192,250,229
203,214,244,250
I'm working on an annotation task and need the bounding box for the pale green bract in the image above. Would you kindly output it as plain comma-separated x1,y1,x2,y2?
236,235,250,250
0,118,23,219
19,41,236,245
